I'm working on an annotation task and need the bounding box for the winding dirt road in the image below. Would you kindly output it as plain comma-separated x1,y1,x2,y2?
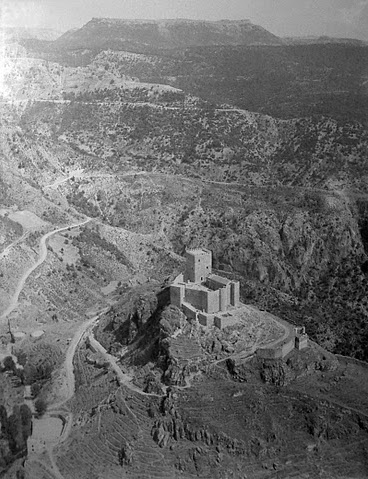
1,216,94,479
88,334,166,398
41,308,109,479
0,218,91,325
50,309,109,411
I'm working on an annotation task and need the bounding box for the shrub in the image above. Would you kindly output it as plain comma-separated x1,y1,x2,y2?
3,356,15,372
34,399,47,417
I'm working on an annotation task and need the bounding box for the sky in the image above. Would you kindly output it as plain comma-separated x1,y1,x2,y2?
1,0,368,40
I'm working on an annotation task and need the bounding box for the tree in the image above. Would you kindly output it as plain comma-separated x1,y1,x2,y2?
2,356,15,372
7,412,25,454
30,382,42,398
0,406,8,434
19,405,32,439
16,352,27,367
23,361,53,385
34,399,47,417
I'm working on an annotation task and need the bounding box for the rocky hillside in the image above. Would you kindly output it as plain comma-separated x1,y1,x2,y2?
2,46,368,361
17,91,368,191
23,28,368,123
58,285,368,479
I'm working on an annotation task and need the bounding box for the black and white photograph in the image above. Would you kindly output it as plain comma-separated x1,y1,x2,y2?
1,1,368,478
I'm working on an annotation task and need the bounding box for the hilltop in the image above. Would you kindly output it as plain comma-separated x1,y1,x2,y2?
52,284,368,479
54,17,282,52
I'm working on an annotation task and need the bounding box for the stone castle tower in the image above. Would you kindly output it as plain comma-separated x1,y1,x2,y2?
184,249,212,283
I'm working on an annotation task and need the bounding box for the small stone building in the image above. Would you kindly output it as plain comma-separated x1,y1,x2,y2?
170,249,240,328
295,326,308,350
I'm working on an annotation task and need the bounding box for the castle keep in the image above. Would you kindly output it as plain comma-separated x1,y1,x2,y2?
170,249,240,328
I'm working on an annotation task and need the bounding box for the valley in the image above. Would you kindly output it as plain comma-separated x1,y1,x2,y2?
1,17,368,479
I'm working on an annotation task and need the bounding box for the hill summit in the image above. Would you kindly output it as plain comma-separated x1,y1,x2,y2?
55,17,282,51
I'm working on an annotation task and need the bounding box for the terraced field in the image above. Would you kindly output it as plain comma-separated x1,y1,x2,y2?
173,376,368,478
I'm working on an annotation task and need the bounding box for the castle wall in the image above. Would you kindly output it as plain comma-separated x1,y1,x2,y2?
173,273,184,284
207,276,230,290
182,302,198,322
281,338,295,357
230,281,240,307
205,290,220,314
256,337,295,359
295,335,308,350
170,284,185,308
198,312,214,327
185,288,207,311
219,288,228,312
256,347,283,359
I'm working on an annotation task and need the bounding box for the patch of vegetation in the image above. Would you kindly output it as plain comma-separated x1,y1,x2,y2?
0,404,32,474
13,343,63,393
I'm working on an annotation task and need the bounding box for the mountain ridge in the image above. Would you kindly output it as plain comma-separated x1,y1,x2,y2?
54,17,282,51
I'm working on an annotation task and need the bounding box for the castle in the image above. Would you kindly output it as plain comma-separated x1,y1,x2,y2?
170,248,241,329
170,249,309,355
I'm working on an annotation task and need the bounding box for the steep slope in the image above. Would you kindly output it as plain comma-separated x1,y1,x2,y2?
19,91,368,191
52,290,368,479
